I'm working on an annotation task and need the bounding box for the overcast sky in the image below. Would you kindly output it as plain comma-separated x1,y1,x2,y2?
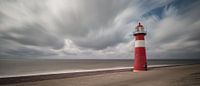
0,0,200,59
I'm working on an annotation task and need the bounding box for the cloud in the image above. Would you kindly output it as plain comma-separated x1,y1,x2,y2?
1,23,64,49
45,0,173,50
0,0,199,59
142,1,200,59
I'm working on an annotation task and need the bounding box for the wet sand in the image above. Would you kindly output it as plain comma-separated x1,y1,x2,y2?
1,64,200,86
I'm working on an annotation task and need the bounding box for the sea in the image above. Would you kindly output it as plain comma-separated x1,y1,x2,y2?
0,59,200,78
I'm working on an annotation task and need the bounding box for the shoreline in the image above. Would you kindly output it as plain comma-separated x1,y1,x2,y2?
0,64,185,85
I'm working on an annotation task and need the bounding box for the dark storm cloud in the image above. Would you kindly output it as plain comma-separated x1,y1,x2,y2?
1,23,64,49
73,26,129,50
0,38,58,58
0,47,57,58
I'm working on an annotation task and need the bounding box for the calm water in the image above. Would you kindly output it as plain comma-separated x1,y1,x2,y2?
0,59,200,77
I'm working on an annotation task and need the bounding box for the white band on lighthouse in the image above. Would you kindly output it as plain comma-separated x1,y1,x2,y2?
135,40,145,47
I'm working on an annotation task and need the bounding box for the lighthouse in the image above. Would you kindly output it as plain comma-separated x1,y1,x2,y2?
133,22,147,72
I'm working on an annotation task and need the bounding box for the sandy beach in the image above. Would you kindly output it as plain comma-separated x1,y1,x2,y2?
1,64,200,86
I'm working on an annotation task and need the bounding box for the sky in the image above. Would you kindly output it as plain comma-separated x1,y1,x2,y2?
0,0,200,59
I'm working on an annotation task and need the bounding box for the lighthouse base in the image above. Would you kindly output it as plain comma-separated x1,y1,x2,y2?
133,69,147,72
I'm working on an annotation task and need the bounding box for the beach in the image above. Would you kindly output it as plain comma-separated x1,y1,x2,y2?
1,64,200,86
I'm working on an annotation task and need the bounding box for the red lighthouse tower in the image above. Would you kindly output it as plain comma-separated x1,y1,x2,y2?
133,22,147,72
